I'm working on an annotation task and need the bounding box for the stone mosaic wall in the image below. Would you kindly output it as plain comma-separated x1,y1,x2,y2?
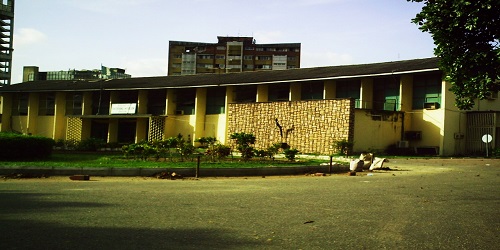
227,99,355,155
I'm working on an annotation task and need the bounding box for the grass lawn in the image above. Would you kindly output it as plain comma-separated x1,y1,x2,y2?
0,151,332,169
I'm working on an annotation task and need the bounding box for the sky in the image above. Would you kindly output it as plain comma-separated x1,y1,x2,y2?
11,0,436,84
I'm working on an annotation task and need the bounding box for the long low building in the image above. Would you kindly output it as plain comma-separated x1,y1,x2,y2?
0,57,498,156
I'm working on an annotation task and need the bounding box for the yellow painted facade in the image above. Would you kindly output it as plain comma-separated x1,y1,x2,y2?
1,59,499,156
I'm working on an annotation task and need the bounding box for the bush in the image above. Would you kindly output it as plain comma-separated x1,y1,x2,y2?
284,148,300,161
0,132,55,160
76,138,106,151
333,139,353,156
230,132,256,161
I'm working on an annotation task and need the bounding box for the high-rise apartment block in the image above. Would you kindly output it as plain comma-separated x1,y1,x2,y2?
0,0,14,85
168,36,301,75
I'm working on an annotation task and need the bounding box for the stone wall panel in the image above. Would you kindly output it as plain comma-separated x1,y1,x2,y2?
227,99,355,155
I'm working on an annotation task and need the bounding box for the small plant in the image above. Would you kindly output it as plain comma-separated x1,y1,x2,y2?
230,132,256,161
266,143,283,160
333,139,354,156
284,148,300,161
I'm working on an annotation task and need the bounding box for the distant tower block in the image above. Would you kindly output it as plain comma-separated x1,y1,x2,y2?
0,0,14,85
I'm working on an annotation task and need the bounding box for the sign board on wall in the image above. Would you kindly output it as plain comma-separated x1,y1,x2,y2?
110,103,136,115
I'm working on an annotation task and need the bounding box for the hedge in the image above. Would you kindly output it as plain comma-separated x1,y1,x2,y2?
0,132,55,160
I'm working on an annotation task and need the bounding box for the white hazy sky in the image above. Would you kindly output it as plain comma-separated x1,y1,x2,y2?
11,0,435,84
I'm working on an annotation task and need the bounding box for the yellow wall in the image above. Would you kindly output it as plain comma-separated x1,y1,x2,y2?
290,82,301,101
324,80,336,99
36,116,55,138
408,110,443,149
257,85,268,102
353,110,403,153
11,116,28,134
27,93,39,135
165,115,196,140
194,88,207,142
206,114,227,143
53,92,66,140
0,94,12,132
360,78,373,109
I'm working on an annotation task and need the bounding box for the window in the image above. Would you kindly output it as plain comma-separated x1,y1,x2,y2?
269,83,290,101
215,55,225,59
11,93,28,116
66,92,83,115
216,46,226,50
266,48,276,51
197,54,214,59
206,87,226,114
301,81,323,100
373,77,400,111
244,47,255,51
92,91,110,115
256,47,264,51
243,55,253,60
412,73,442,109
288,56,296,61
336,80,361,108
39,93,55,116
148,89,166,115
117,90,138,103
174,54,182,59
233,85,256,103
256,56,271,61
176,89,196,115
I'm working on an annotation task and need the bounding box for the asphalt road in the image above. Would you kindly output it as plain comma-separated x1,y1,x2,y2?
1,159,499,249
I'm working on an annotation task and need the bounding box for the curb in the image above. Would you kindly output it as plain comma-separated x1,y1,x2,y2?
0,165,349,178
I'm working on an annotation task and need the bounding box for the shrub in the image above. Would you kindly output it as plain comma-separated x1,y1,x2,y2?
76,138,106,151
284,148,300,161
333,139,354,156
230,132,256,161
0,132,55,160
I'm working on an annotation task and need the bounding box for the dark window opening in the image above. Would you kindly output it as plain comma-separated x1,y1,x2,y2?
269,83,290,102
336,80,361,108
301,81,323,100
373,77,400,111
148,89,166,115
176,89,196,115
206,87,226,114
233,85,257,103
413,73,442,109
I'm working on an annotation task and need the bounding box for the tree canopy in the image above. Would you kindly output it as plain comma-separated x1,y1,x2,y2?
408,0,500,110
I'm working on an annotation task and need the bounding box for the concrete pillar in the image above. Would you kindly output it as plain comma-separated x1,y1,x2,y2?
223,86,234,144
400,75,413,112
0,93,12,132
27,93,39,135
290,82,301,101
194,88,207,142
360,78,373,109
257,85,269,102
324,80,336,99
53,92,66,140
136,118,148,142
108,118,118,143
164,89,177,138
137,90,148,114
81,92,93,140
136,90,149,142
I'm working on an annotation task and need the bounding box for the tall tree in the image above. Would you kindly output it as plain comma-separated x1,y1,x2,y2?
408,0,500,110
